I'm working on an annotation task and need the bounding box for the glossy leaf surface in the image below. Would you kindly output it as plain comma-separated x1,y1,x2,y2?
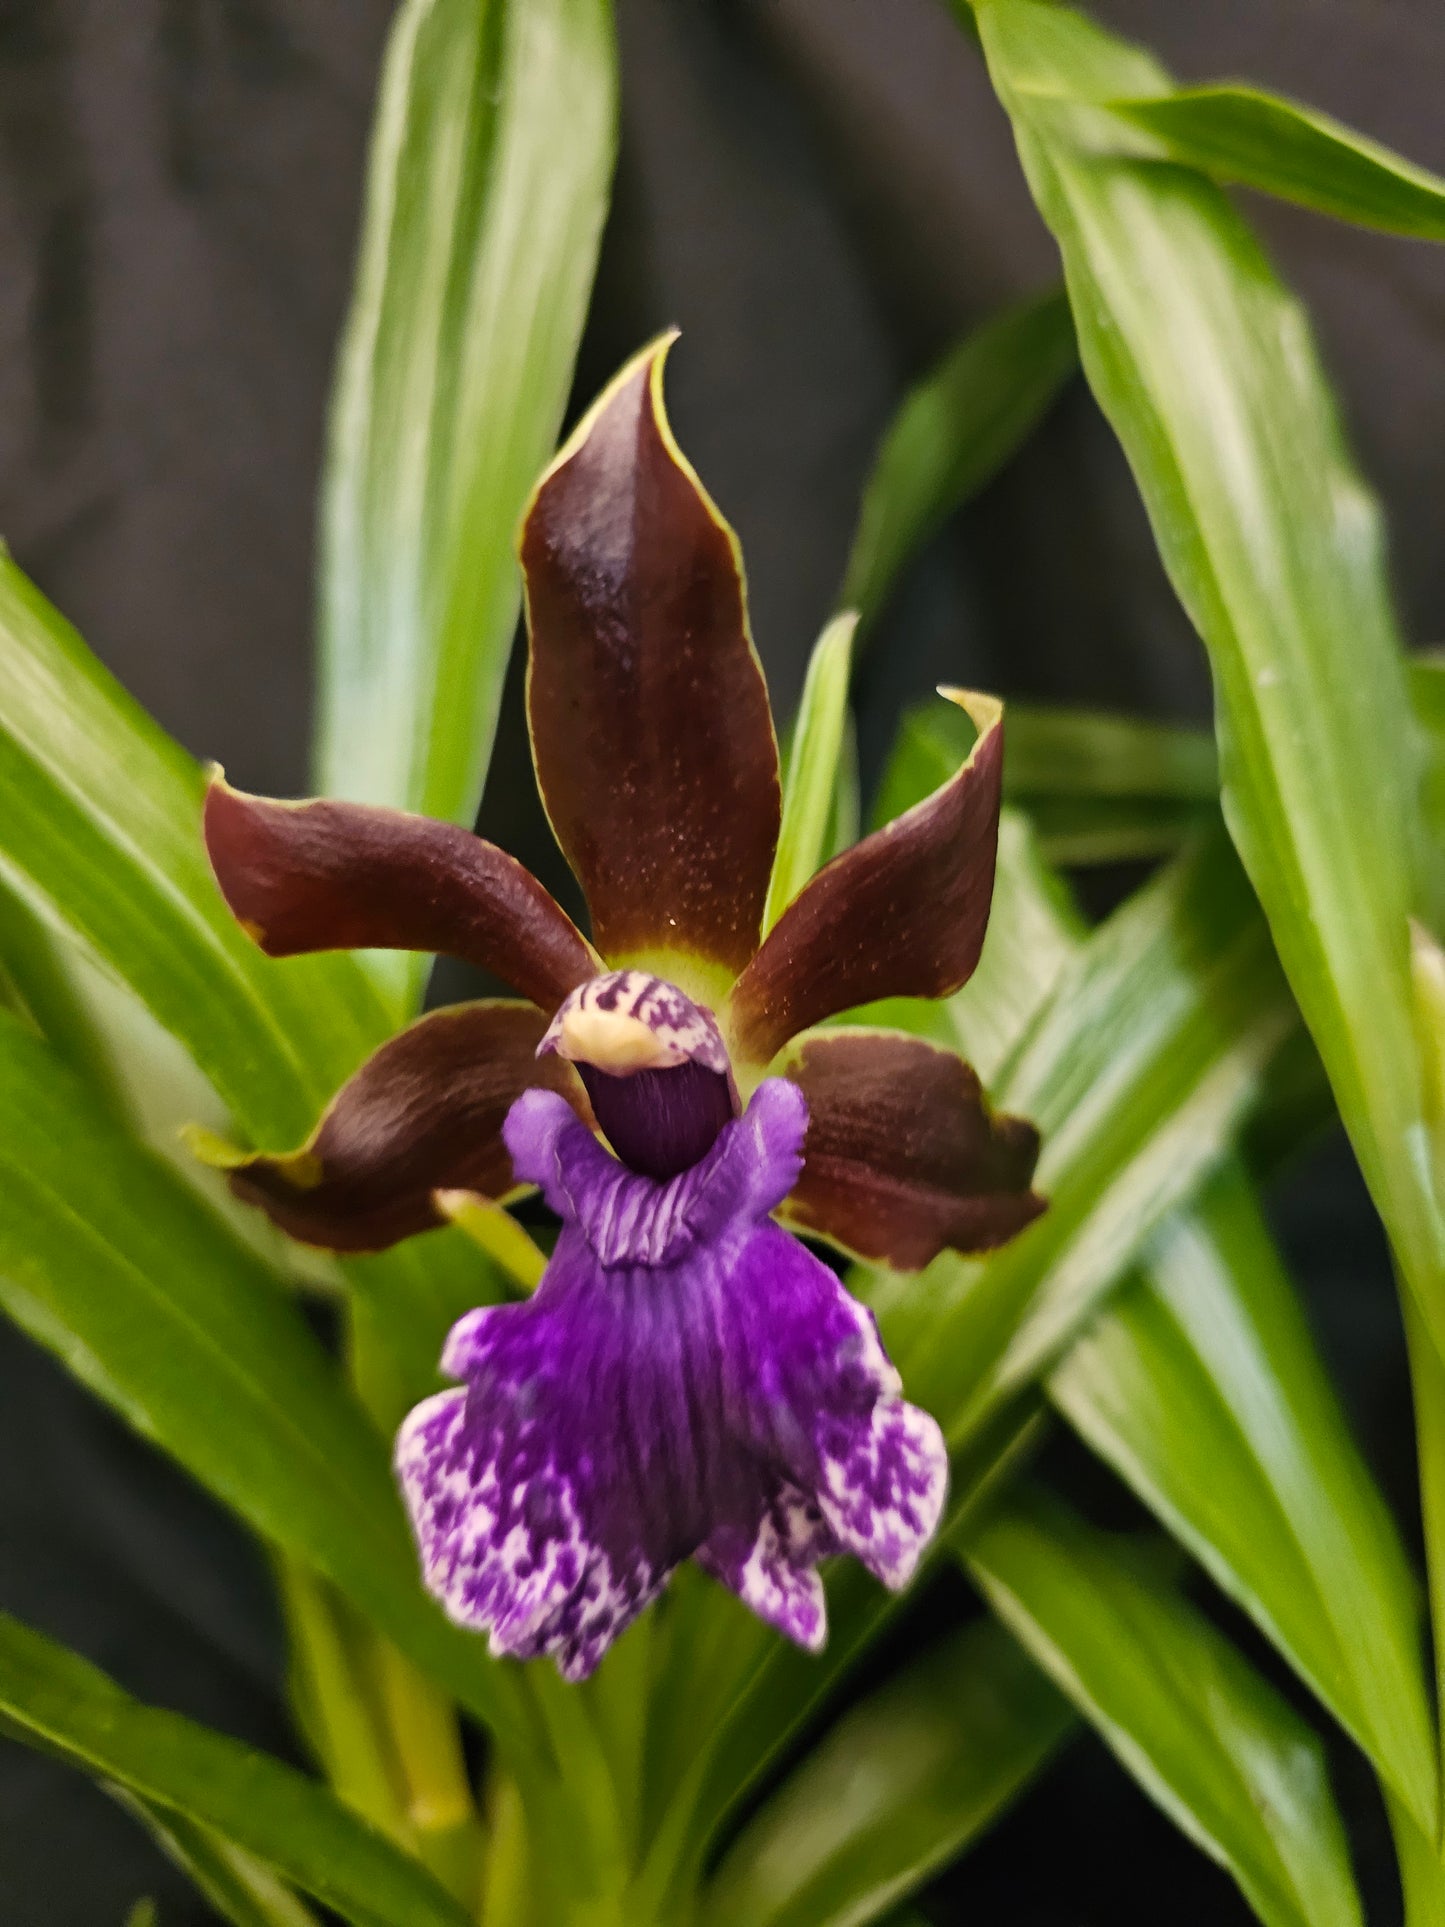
0,555,501,1411
316,0,616,975
0,557,388,1145
116,1797,321,1927
965,1486,1363,1927
973,0,1445,1367
872,701,1433,1832
764,614,857,932
0,1613,470,1927
702,1617,1072,1927
1099,86,1445,241
840,290,1076,632
885,827,1294,1445
1052,1159,1435,1830
0,1012,534,1747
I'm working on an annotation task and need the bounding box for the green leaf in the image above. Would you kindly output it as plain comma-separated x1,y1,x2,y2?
0,554,387,1145
884,826,1295,1447
0,877,126,1107
637,1411,1046,1919
879,694,1218,869
1006,702,1217,863
764,614,857,931
0,551,494,1413
1411,655,1445,858
1094,86,1445,242
1387,1796,1445,1927
0,1612,470,1927
316,0,617,1006
839,289,1076,632
1004,705,1219,800
0,1011,534,1751
1050,1157,1437,1834
964,1485,1364,1927
701,1617,1072,1927
117,1795,321,1927
972,0,1445,1370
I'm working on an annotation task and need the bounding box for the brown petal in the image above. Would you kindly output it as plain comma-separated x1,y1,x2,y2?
728,691,1002,1064
779,1028,1044,1270
520,335,781,978
204,775,600,1013
196,1001,592,1253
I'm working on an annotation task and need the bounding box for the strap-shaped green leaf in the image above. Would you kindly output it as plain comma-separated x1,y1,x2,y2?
763,614,857,932
1095,86,1445,242
115,1794,321,1927
1005,702,1217,864
701,1616,1072,1927
877,695,1218,871
1051,1157,1436,1835
964,1485,1363,1927
886,825,1295,1448
971,0,1445,1368
0,556,388,1145
0,553,498,1413
0,1612,469,1927
879,703,1434,1828
0,1010,536,1753
840,289,1076,632
316,0,616,1008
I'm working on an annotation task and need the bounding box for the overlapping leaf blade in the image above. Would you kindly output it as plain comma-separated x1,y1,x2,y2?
964,1485,1364,1927
970,0,1445,1369
839,289,1076,632
764,614,858,931
0,1613,470,1927
0,1011,535,1748
881,694,1433,1827
1051,1158,1436,1832
0,556,386,1144
883,826,1295,1445
1097,86,1445,241
0,552,497,1412
702,1617,1072,1927
317,0,616,1009
1004,702,1217,863
115,1797,321,1927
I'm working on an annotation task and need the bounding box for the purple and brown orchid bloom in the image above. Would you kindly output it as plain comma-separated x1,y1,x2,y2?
202,336,1044,1680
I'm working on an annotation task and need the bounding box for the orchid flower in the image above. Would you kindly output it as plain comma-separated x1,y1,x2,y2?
201,337,1044,1680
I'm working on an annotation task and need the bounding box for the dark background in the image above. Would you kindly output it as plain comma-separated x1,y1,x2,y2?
0,0,1440,1919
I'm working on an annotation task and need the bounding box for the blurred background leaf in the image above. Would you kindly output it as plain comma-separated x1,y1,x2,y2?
964,1485,1364,1927
702,1617,1072,1927
315,0,617,1014
969,0,1445,1390
0,1611,471,1927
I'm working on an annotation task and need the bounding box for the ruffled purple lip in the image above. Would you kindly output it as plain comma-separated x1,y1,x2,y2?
395,1078,949,1680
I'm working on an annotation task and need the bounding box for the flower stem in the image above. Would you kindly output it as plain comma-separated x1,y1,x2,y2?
328,1297,488,1900
273,1555,411,1844
477,1768,532,1927
370,1634,485,1900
